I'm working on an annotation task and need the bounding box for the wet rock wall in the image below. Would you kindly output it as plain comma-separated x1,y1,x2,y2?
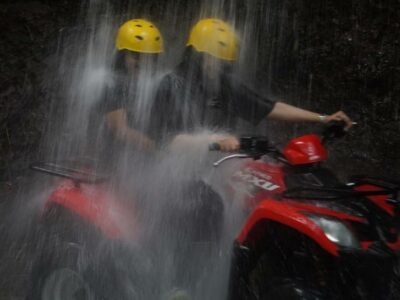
0,0,399,181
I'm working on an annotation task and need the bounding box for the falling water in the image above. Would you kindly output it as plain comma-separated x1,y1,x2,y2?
3,0,315,299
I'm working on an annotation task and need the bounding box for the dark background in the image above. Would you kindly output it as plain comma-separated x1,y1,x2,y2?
0,1,399,298
1,0,399,184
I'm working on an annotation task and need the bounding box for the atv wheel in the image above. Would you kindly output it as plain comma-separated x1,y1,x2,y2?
247,250,330,300
40,267,94,300
27,243,98,300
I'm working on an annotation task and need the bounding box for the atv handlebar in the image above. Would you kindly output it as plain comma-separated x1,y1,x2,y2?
209,121,349,152
209,121,352,167
210,136,282,167
208,136,271,153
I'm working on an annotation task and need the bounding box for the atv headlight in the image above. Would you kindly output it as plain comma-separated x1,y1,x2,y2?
308,215,360,248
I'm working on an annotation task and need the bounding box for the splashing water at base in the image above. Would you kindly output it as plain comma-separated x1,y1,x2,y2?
38,1,267,299
4,0,343,300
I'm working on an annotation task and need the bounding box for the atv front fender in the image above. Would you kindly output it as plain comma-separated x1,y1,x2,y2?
237,199,339,256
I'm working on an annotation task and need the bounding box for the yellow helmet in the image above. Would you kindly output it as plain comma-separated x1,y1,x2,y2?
187,18,238,61
116,19,163,54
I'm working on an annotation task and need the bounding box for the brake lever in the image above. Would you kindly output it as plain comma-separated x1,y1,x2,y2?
210,136,271,167
213,154,251,167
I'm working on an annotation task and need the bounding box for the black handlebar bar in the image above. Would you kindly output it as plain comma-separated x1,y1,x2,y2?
208,136,270,153
209,121,350,154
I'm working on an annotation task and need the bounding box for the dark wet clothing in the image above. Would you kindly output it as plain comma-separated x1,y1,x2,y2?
149,69,276,143
96,74,141,129
87,73,156,173
100,81,128,113
87,76,129,170
149,66,276,292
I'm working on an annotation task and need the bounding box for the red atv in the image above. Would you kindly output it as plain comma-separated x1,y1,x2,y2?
26,161,155,300
27,122,400,300
223,122,400,299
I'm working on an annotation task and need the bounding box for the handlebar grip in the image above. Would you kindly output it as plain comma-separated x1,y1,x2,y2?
328,120,347,127
209,143,221,151
321,120,347,142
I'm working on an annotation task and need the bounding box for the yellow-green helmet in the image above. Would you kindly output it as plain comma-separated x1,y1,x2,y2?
187,18,238,61
116,19,163,53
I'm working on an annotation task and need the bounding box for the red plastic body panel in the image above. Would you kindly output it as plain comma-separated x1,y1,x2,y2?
230,160,286,208
229,160,342,256
358,239,400,251
283,134,328,165
236,199,339,256
46,180,138,240
354,184,395,216
287,201,366,223
229,157,399,256
388,238,400,250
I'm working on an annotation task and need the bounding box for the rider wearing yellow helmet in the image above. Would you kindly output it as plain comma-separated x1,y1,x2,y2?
148,19,353,298
94,19,163,162
186,18,238,61
116,19,163,54
150,18,352,149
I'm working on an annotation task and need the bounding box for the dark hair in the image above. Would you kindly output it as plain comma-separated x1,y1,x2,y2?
112,50,129,75
176,46,205,80
177,46,233,80
112,50,158,75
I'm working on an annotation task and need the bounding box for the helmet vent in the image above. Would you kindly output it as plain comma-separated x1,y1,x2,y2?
135,24,143,27
218,28,225,32
155,36,160,41
149,25,154,28
218,41,227,47
135,35,144,40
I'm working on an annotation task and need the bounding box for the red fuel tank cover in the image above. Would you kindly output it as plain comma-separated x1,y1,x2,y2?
283,134,327,165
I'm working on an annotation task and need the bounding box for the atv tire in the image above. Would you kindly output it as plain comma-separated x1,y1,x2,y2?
247,251,331,300
27,242,98,300
26,204,155,300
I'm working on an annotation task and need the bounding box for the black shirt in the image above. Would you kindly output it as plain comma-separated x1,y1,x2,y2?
96,73,158,135
149,70,276,143
97,74,133,122
88,73,156,163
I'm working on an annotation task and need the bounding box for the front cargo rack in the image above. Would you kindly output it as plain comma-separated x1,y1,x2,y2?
30,161,107,184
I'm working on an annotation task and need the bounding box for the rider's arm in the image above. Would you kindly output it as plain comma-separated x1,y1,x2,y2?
267,102,321,122
228,75,352,129
149,74,188,146
268,102,353,129
106,109,155,151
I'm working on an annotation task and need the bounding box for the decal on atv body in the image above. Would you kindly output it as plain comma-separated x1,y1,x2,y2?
232,168,280,194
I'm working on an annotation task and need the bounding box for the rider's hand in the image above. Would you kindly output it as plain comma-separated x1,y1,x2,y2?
138,136,156,151
170,134,194,147
211,134,240,152
325,111,353,130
